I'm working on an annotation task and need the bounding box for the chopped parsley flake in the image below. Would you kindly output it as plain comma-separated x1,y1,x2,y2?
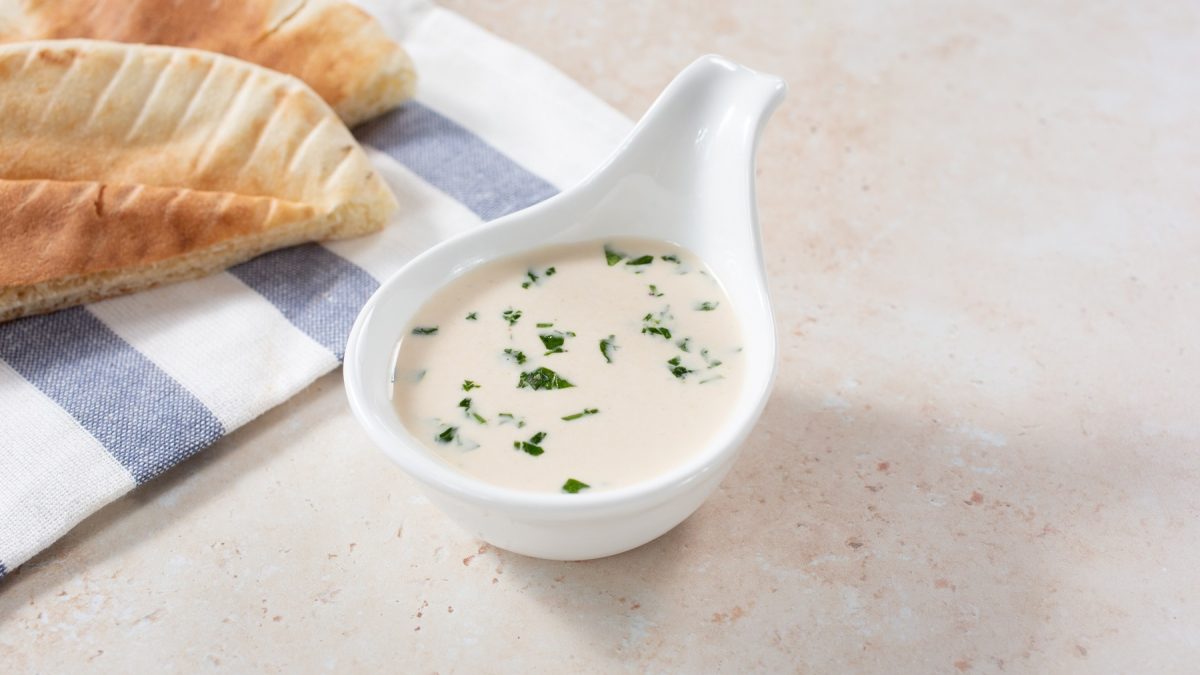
513,441,543,456
695,301,719,311
522,266,558,289
536,322,554,328
599,335,618,363
497,412,526,428
412,326,438,335
667,356,694,380
641,307,674,340
676,337,691,352
539,331,572,355
643,325,671,339
398,368,427,384
513,430,547,456
458,398,487,424
462,380,481,392
641,310,673,340
661,254,681,264
625,255,654,266
701,348,723,369
435,425,458,444
648,284,663,297
465,312,478,321
503,348,527,365
700,375,725,384
517,367,575,390
604,245,626,266
562,478,590,494
502,308,523,326
561,408,599,421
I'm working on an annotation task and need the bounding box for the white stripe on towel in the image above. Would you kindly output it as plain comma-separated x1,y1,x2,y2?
0,360,136,568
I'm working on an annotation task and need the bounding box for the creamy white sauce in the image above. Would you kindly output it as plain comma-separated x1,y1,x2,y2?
391,238,743,494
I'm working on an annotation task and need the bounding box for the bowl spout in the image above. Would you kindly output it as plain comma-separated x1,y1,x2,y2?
601,55,786,200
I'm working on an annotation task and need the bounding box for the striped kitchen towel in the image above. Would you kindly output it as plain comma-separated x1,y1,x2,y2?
0,0,633,579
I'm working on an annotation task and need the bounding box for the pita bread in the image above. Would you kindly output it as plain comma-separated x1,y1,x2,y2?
0,0,416,126
0,40,398,322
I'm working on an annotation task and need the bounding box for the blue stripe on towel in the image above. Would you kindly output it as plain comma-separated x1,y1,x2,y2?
223,103,560,361
0,307,225,484
355,101,559,221
228,244,379,362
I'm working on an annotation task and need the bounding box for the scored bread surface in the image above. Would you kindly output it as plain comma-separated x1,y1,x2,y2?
0,0,417,125
0,40,398,322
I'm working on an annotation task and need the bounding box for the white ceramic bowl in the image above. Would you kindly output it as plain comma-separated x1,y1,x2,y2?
344,55,786,560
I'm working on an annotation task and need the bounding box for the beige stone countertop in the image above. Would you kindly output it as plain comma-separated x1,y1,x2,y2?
3,1,1199,672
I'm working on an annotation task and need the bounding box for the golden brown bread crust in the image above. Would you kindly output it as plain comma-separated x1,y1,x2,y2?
0,40,398,321
0,180,328,321
1,180,316,288
0,0,416,125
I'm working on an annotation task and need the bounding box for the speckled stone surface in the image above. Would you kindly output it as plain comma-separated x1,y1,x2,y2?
3,2,1199,672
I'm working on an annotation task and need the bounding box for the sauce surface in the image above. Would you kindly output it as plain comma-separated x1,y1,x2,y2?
391,238,743,494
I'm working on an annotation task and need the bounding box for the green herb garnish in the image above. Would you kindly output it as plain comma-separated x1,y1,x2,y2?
465,312,478,321
522,266,557,289
695,301,719,311
517,367,574,390
648,284,663,297
700,375,725,384
462,380,481,391
503,348,527,365
412,326,438,335
497,412,526,428
513,431,547,456
536,322,554,328
540,334,564,353
561,408,599,421
502,308,522,326
676,337,691,352
661,254,681,264
604,245,625,266
539,331,572,355
435,426,458,444
458,398,488,424
641,308,673,340
599,335,617,364
701,348,722,369
398,368,427,384
625,255,654,266
641,312,672,340
562,478,590,494
667,356,694,380
521,270,539,289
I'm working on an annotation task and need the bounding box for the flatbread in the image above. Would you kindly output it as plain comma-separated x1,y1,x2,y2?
0,0,416,126
0,39,398,321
